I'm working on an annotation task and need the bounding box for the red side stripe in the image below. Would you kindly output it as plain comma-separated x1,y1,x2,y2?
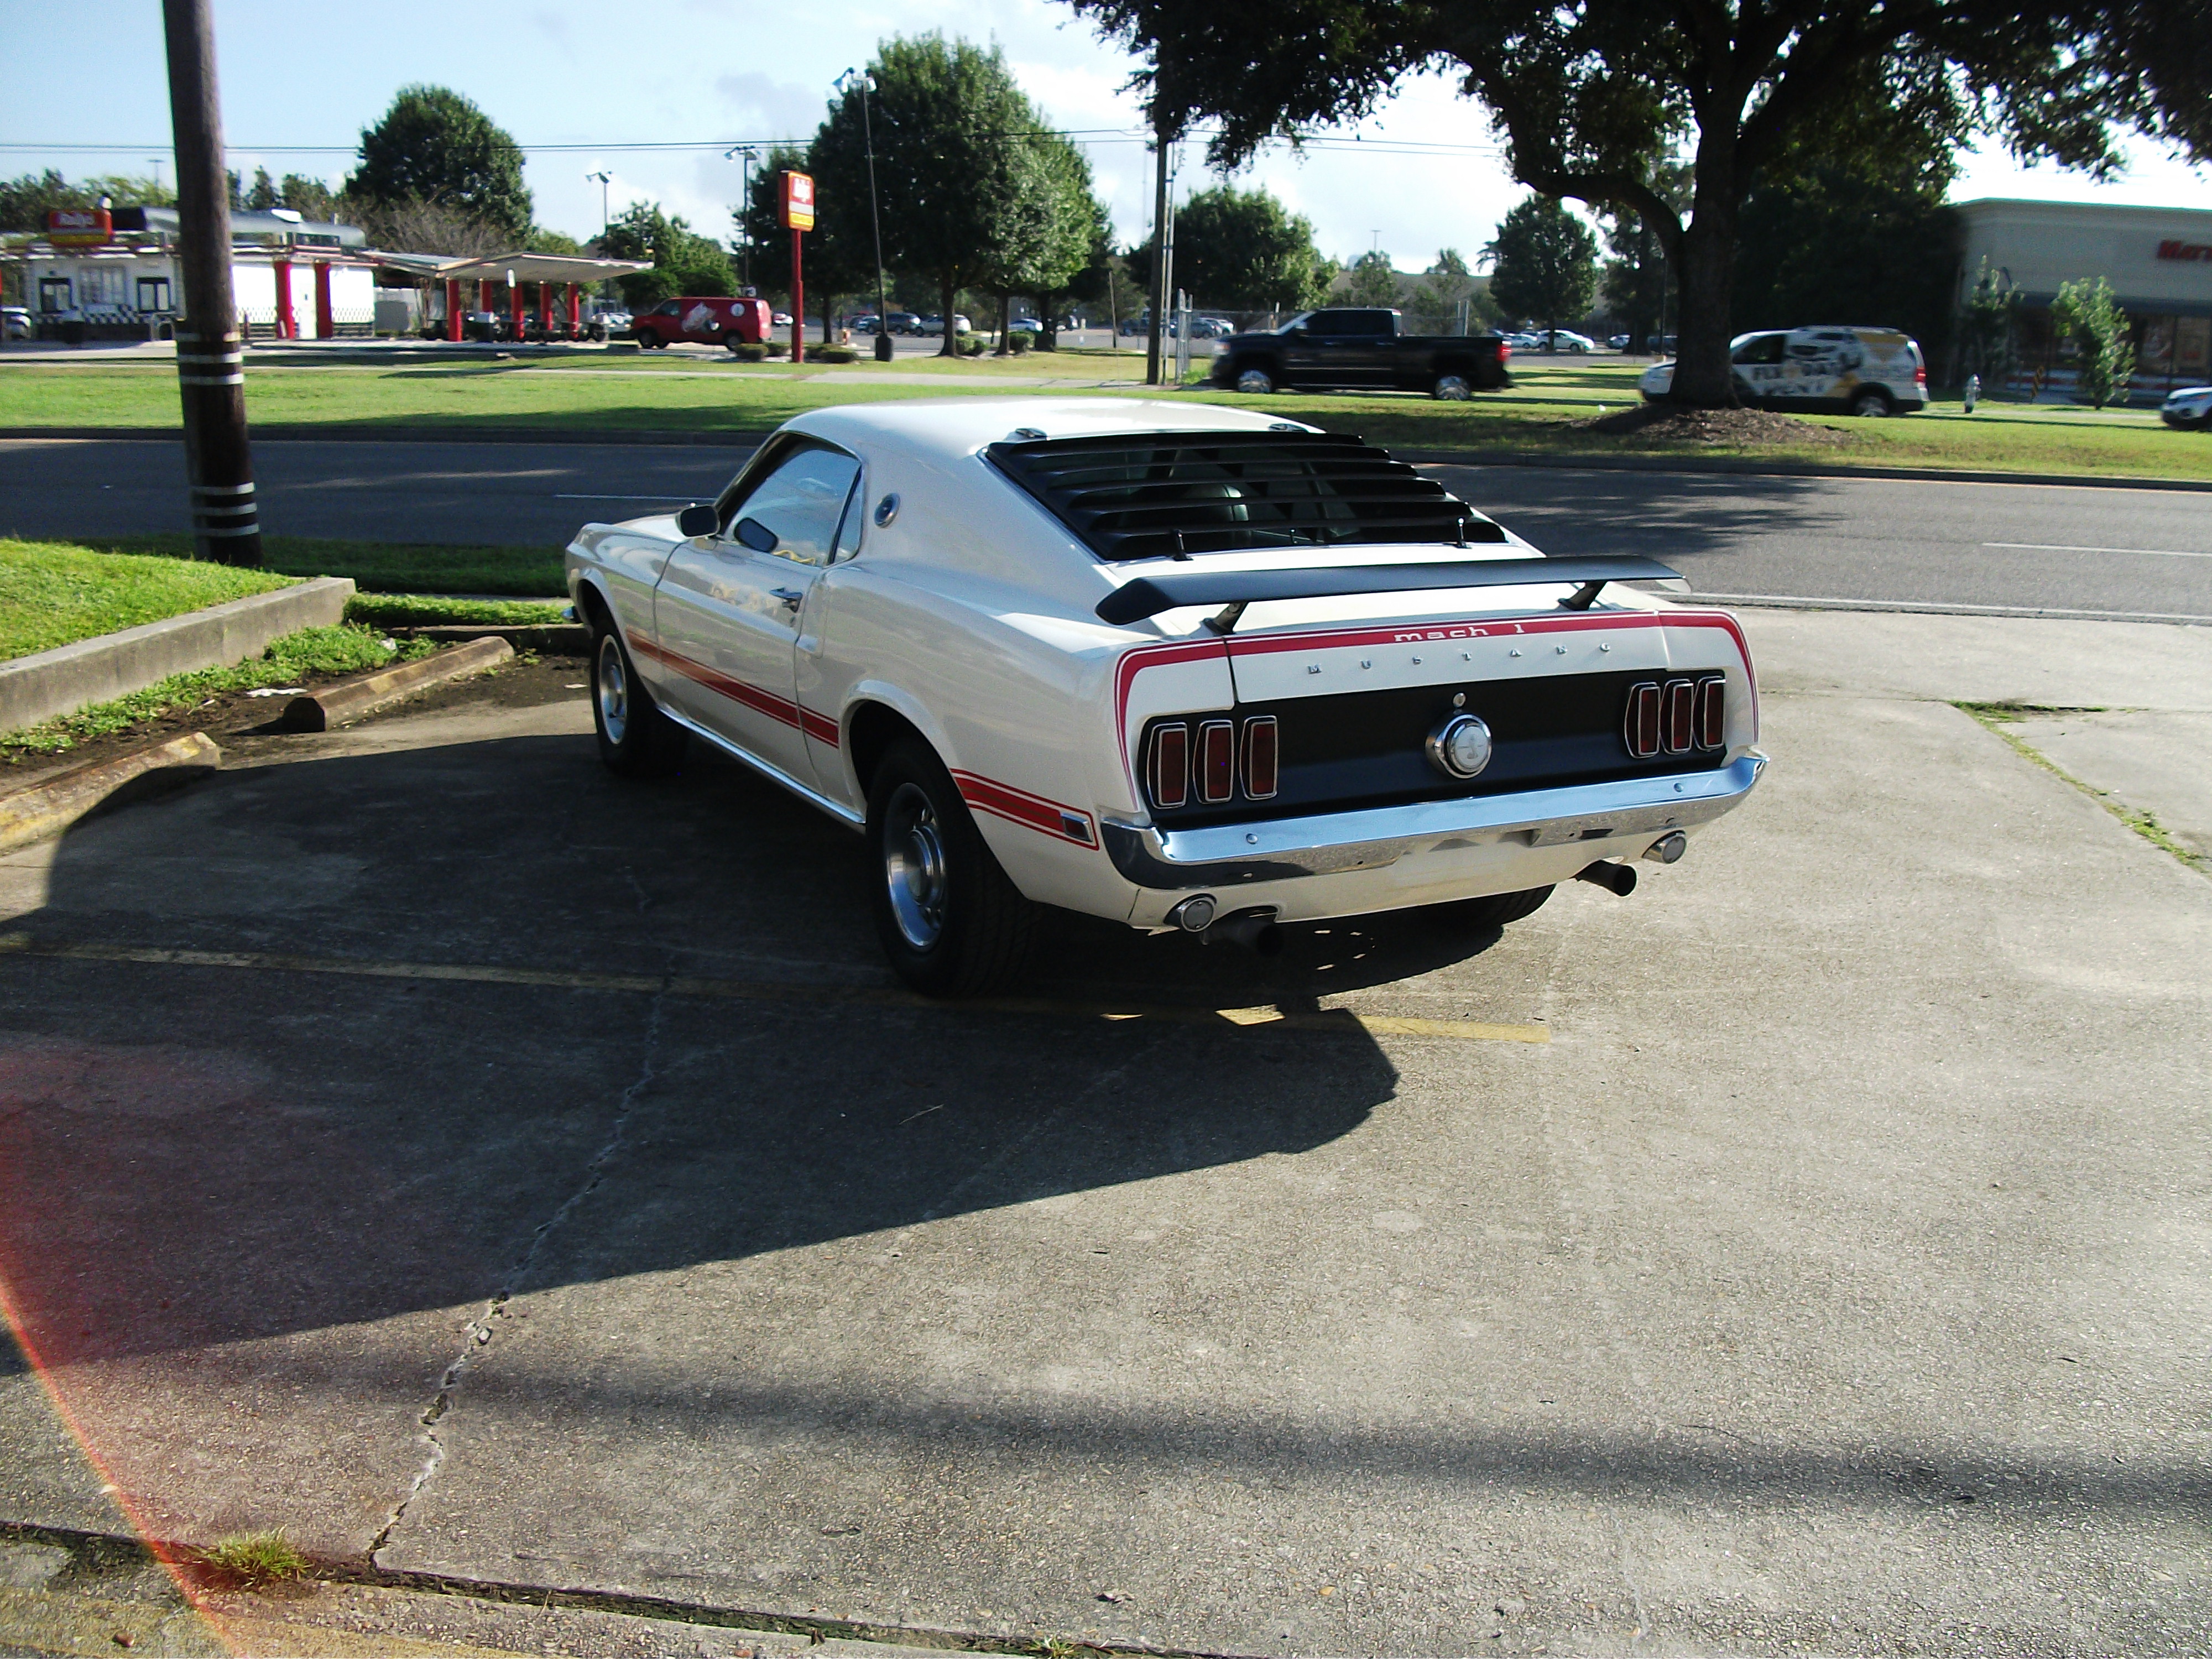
631,635,837,743
951,770,1096,848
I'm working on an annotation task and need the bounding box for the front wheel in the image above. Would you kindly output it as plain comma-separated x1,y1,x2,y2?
1849,387,1892,418
1433,373,1472,401
591,628,686,776
1235,365,1275,394
1438,885,1553,931
867,739,1036,997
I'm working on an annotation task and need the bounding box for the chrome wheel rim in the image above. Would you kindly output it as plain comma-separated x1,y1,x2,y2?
596,635,629,744
1237,369,1272,394
883,781,949,951
1434,374,1470,401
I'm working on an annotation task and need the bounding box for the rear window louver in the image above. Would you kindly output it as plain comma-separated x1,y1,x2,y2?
984,430,1507,562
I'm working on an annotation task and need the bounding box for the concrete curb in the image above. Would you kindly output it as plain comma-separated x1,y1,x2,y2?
278,637,514,732
388,622,591,653
6,425,2208,492
0,577,356,735
0,732,221,852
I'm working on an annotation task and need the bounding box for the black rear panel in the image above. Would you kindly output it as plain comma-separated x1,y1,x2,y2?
986,429,1506,562
1140,671,1728,828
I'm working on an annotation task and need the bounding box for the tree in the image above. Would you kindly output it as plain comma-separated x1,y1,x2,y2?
1064,0,2210,406
347,85,532,241
0,170,174,232
346,197,507,258
599,201,733,307
1130,184,1329,321
243,167,279,210
827,35,1039,356
279,175,337,221
1407,249,1473,333
2051,276,2134,409
1483,197,1597,342
1598,159,1689,352
1955,260,2020,391
1341,249,1400,307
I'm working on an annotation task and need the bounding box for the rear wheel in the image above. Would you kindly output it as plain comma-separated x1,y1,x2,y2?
867,738,1036,997
1235,364,1275,394
1849,386,1893,418
1433,373,1472,401
1438,885,1554,931
591,627,686,776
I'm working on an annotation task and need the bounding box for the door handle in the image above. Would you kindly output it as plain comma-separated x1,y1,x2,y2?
772,587,805,609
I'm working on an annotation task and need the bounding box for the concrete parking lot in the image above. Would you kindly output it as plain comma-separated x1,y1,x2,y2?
1,606,2208,1656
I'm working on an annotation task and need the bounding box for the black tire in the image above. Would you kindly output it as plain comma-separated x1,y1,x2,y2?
1439,885,1554,931
590,627,686,776
866,738,1036,997
1849,386,1893,418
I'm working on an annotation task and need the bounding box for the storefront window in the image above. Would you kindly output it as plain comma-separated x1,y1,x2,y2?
136,276,173,313
37,277,71,312
2179,317,2211,374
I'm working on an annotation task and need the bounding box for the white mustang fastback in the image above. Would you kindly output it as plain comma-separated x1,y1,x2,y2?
566,398,1764,994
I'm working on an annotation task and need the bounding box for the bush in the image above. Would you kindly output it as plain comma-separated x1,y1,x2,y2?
957,332,987,357
2051,276,2135,410
763,338,788,357
1006,331,1035,353
811,345,858,363
728,342,770,362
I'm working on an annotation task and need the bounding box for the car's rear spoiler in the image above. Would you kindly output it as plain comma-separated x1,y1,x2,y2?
1094,555,1683,628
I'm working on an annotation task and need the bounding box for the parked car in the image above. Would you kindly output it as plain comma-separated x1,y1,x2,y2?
2,306,31,341
1211,307,1511,399
1543,330,1598,353
1608,333,1632,351
629,296,774,349
2159,384,2212,429
883,312,923,335
566,398,1762,995
587,307,632,343
1009,317,1043,333
1640,325,1927,416
917,314,974,336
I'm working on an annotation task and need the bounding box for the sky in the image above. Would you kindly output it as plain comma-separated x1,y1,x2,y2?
6,0,2209,270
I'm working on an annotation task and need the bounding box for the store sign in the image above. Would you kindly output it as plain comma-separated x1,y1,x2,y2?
2156,239,2212,262
781,171,815,232
47,207,112,247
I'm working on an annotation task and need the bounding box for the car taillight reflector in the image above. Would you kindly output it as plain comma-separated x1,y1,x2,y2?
1243,715,1278,800
1625,682,1661,759
1197,720,1236,804
1149,723,1188,809
1662,679,1697,754
1697,676,1726,749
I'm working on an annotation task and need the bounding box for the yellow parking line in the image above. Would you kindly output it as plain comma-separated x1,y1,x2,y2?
0,933,1548,1044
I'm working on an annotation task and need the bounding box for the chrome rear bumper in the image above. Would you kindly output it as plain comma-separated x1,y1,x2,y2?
1101,753,1765,889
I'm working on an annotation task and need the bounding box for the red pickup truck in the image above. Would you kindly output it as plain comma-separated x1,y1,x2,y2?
630,296,773,350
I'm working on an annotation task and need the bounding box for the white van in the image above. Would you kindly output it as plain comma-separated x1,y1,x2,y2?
1639,325,1927,415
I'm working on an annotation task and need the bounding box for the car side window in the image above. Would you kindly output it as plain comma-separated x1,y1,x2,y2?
723,442,861,567
1733,335,1785,365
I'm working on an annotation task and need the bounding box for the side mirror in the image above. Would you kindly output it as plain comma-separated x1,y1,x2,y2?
676,503,718,538
733,515,779,554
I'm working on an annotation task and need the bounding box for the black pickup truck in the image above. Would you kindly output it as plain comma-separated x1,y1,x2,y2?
1209,307,1511,399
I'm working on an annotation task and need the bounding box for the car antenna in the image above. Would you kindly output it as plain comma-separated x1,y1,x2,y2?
1172,529,1191,560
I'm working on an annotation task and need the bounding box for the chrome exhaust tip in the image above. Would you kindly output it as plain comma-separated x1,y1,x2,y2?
1643,831,1687,864
1169,894,1218,932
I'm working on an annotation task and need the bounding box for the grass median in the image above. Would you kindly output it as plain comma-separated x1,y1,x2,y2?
3,533,564,599
3,354,2205,481
0,538,298,659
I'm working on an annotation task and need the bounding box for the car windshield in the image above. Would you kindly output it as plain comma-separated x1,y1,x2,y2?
986,429,1504,562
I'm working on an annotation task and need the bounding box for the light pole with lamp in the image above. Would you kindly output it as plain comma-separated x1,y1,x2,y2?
834,67,894,362
726,145,758,290
585,170,612,237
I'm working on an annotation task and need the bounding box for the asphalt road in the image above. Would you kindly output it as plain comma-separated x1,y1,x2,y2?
2,608,2206,1657
4,436,2210,620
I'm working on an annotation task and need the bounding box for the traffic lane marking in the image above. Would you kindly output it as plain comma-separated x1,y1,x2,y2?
1984,541,2210,558
0,935,1548,1045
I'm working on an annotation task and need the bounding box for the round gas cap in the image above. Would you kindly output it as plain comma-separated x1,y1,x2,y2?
873,493,900,528
1426,712,1494,779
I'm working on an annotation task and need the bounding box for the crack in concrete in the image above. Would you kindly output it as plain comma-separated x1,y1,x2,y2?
368,993,667,1561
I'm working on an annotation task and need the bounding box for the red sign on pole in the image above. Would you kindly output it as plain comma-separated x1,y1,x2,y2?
47,207,113,247
780,171,815,231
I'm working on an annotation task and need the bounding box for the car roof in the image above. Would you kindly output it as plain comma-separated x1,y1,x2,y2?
782,397,1313,464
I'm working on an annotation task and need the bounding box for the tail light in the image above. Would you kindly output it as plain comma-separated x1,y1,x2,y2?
1243,716,1277,800
1662,679,1697,754
1697,676,1726,749
1625,682,1662,759
1197,720,1236,804
1915,366,1928,391
1626,677,1726,760
1149,722,1188,808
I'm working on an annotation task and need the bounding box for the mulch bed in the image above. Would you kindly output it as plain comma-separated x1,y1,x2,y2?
1566,403,1855,446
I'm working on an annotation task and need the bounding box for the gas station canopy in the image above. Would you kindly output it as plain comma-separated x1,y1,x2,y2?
434,253,653,283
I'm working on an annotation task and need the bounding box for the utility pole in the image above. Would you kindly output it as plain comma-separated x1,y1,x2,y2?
1146,121,1170,386
160,0,258,566
838,69,895,363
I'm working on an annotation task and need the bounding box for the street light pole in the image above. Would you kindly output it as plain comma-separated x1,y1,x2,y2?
160,0,259,566
838,67,894,363
727,146,758,290
586,170,611,237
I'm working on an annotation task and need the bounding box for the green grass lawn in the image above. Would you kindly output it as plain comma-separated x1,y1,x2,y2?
46,533,564,598
0,538,297,659
3,356,2206,481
